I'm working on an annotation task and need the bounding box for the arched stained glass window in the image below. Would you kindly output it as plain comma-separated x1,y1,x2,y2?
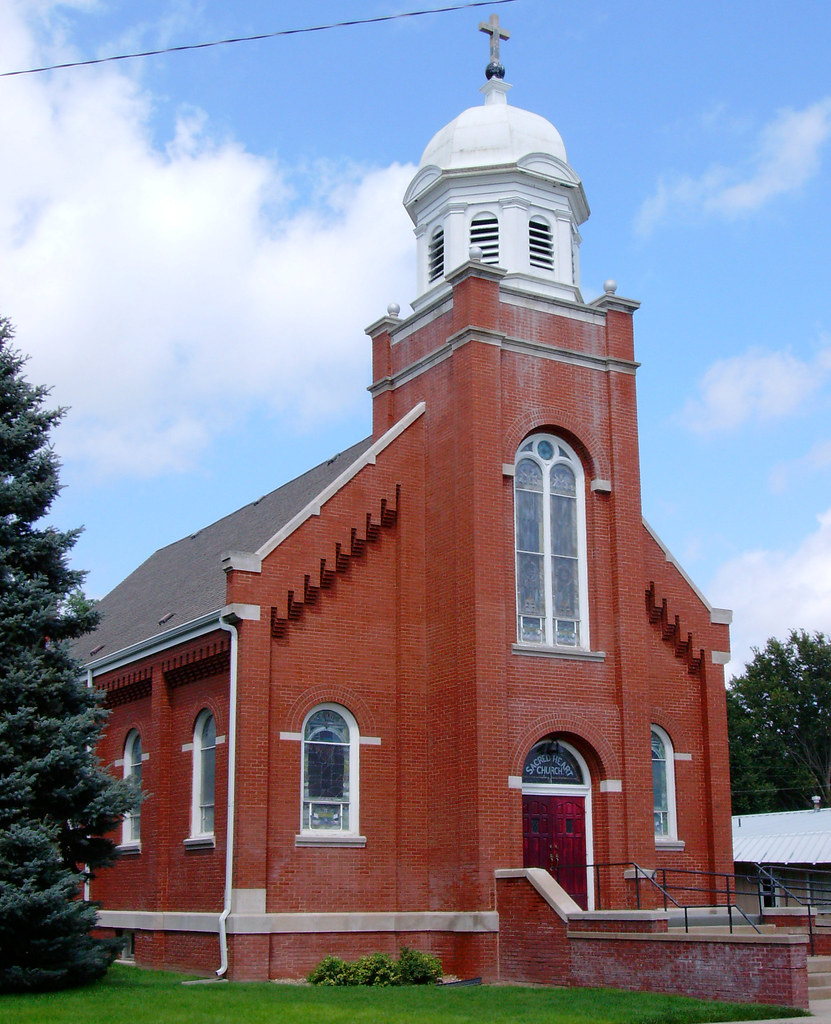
123,730,142,845
651,726,677,840
514,434,587,647
301,705,359,834
191,710,216,837
523,738,584,786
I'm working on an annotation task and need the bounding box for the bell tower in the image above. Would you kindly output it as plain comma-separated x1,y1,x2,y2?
402,18,589,311
365,20,657,901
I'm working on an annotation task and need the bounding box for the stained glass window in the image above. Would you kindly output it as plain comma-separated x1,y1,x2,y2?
651,727,677,840
123,731,142,843
522,738,584,785
188,710,217,838
514,435,586,647
302,706,357,833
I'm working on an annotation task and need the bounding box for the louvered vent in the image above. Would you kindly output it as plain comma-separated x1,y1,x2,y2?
529,218,554,270
470,214,499,264
428,228,444,283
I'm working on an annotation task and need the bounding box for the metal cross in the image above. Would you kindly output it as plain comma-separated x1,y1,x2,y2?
479,13,510,66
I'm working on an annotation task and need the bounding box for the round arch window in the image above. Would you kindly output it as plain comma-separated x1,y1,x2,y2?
522,737,584,786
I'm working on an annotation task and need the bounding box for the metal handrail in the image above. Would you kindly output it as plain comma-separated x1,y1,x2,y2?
756,864,815,955
630,862,689,933
589,862,761,936
726,900,763,934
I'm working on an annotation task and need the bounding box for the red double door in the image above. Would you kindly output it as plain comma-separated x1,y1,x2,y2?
522,794,588,910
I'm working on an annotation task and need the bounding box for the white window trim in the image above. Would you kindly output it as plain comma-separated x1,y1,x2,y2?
189,709,216,842
121,729,142,848
652,725,679,844
514,433,590,650
298,703,361,841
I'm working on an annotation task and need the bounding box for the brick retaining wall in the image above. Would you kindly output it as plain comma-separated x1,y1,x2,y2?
496,873,809,1007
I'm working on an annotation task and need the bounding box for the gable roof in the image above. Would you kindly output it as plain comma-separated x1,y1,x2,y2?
79,437,373,666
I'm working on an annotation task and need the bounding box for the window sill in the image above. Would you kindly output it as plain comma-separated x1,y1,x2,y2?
295,834,367,848
512,644,606,662
655,838,685,852
183,835,216,850
116,842,141,856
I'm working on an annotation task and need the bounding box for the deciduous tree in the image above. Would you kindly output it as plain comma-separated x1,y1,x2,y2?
727,630,831,815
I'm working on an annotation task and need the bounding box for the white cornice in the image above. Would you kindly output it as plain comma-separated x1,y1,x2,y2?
97,909,499,934
85,603,261,677
369,328,637,398
85,610,225,677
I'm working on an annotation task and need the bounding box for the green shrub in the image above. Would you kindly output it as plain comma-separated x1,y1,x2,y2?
398,946,443,985
307,947,443,986
306,954,350,986
349,952,400,986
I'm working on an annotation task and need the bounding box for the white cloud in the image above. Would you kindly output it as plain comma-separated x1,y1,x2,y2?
770,438,831,494
680,346,831,433
637,98,831,233
0,4,416,479
710,508,831,679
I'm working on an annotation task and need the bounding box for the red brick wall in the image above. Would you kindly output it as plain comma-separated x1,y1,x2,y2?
496,875,571,985
96,926,219,975
569,935,808,1008
91,634,230,915
496,875,809,1007
365,266,734,903
91,261,735,983
568,916,667,933
267,931,495,981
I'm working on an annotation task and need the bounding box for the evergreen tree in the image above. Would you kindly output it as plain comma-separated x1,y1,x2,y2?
0,317,135,991
728,630,831,815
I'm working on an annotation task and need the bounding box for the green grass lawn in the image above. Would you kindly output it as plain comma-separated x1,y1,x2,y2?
0,964,807,1024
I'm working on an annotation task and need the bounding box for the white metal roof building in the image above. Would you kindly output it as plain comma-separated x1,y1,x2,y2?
733,808,831,866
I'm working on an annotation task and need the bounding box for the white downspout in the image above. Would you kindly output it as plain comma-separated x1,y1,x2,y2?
216,613,240,977
84,668,94,903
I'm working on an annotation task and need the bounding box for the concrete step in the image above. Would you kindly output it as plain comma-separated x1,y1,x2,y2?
668,924,777,936
666,907,764,929
807,956,831,997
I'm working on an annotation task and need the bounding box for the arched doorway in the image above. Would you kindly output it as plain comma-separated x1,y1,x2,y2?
522,737,592,910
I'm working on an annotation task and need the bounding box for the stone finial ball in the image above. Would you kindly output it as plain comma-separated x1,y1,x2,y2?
603,279,618,294
387,302,400,317
469,245,484,261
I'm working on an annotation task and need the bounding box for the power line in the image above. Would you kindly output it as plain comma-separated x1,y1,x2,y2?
1,0,517,79
730,784,819,795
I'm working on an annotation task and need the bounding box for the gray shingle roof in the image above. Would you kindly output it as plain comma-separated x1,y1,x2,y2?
79,437,373,664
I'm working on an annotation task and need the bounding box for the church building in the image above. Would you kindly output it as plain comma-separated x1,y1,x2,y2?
84,19,742,987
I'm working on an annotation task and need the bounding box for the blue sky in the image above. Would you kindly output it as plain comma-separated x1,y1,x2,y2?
1,0,830,677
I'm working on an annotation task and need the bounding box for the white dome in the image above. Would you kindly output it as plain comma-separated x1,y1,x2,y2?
419,86,567,171
404,80,588,311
